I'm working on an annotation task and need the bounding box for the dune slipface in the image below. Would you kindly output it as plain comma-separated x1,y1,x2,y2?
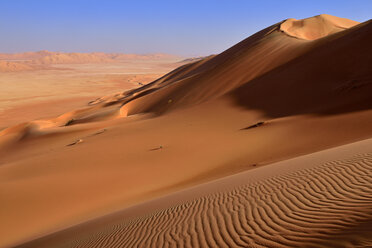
1,14,372,248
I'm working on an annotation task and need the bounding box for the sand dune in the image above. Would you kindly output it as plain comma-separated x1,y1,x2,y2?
32,53,114,64
0,50,54,60
1,14,372,248
280,14,359,40
107,15,364,117
2,15,369,135
0,51,178,65
0,61,38,72
111,53,178,60
18,139,372,248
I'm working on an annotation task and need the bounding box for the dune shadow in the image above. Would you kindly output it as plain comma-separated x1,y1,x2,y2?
230,20,372,118
149,146,163,151
241,121,265,130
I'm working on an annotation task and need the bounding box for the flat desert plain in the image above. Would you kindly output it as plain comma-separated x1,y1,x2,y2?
1,14,372,248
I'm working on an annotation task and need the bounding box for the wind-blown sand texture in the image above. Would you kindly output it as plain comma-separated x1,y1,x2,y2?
18,139,372,248
1,14,372,247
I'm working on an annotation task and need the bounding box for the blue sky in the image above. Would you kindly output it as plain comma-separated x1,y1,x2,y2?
0,0,371,56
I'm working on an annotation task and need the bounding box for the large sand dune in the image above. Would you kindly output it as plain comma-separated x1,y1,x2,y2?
0,51,178,67
1,14,372,247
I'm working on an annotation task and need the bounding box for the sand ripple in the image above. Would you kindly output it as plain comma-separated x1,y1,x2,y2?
30,153,372,248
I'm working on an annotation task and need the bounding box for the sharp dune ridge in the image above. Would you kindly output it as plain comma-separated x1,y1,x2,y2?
1,14,372,248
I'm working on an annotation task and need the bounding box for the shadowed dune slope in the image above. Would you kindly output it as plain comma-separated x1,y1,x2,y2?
119,15,365,116
231,18,372,118
18,138,372,248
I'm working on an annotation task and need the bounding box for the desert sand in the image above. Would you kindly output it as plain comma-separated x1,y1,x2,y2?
1,14,372,247
0,54,181,129
18,138,372,247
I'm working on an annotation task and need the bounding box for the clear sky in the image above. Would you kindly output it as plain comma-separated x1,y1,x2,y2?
0,0,371,56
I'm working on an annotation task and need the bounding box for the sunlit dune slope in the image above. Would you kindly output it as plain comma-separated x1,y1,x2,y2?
18,138,372,248
280,14,359,40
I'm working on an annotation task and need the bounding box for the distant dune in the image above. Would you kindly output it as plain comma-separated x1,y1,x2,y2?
32,52,179,64
32,52,114,64
0,51,178,65
0,50,54,61
0,61,37,72
0,51,179,71
1,14,372,248
112,53,179,60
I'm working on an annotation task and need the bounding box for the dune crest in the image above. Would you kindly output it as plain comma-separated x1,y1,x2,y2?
280,14,359,40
